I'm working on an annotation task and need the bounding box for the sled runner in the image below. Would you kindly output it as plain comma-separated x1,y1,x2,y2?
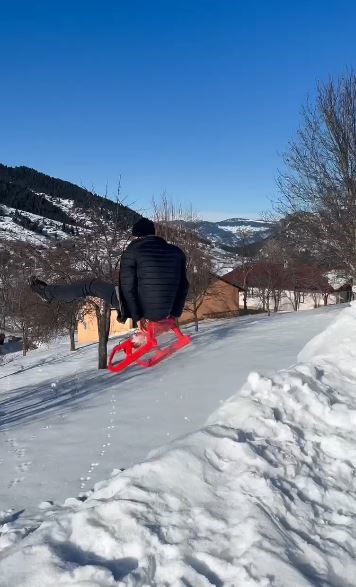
108,318,191,373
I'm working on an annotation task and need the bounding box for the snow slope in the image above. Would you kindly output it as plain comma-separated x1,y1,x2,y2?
0,307,341,513
1,304,354,585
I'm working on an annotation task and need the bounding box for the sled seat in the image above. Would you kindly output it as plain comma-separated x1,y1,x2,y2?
108,318,191,374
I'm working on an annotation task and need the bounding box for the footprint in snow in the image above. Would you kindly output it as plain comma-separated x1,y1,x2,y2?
5,436,32,482
5,438,26,458
8,477,25,488
17,461,32,473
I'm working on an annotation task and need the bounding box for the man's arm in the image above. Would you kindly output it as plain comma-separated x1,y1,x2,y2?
119,246,143,321
172,253,189,317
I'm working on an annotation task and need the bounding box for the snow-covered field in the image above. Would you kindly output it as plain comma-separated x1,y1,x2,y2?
1,303,355,586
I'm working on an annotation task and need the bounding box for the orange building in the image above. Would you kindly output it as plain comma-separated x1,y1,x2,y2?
77,308,133,344
181,275,241,323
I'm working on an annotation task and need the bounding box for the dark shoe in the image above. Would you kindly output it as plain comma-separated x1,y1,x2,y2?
29,277,54,303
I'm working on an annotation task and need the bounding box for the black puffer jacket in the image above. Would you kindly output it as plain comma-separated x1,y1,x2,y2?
119,236,189,322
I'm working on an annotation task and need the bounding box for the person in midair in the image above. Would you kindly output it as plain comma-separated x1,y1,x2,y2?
30,217,189,330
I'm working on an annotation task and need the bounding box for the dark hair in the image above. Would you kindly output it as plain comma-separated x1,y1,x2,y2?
132,217,156,237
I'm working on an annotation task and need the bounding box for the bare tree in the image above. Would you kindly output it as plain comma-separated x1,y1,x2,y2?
276,72,356,277
26,192,136,367
57,301,85,351
5,252,60,355
281,262,332,311
235,228,257,311
240,239,286,315
69,198,136,368
283,263,303,311
0,247,11,331
7,287,59,355
29,241,87,352
261,240,288,312
247,260,283,315
183,234,213,331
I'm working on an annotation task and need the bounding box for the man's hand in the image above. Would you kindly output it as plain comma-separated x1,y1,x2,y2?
137,318,149,331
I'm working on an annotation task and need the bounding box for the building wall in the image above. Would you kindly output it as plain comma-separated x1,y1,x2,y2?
78,309,133,344
181,279,240,322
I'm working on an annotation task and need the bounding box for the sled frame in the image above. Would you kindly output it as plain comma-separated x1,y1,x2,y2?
108,318,191,373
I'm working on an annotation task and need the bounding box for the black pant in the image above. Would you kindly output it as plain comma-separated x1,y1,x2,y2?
46,279,121,310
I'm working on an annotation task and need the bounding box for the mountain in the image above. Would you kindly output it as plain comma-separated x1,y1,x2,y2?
0,164,138,245
174,217,277,274
0,164,276,272
184,217,276,249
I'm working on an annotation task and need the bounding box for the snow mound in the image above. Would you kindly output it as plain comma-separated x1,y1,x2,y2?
1,304,356,586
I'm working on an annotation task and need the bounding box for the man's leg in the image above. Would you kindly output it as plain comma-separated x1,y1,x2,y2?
31,278,121,309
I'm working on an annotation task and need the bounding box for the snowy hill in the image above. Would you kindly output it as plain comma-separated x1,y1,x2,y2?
179,217,276,250
175,217,278,273
2,304,356,585
0,203,76,245
0,164,138,245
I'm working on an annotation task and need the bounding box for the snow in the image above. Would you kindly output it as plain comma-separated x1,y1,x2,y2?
190,218,276,252
36,193,75,214
0,190,90,247
0,210,48,245
324,270,351,290
0,204,71,244
1,303,356,585
222,217,270,224
217,223,270,235
42,193,95,227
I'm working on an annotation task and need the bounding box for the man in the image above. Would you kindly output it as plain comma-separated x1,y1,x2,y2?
30,217,189,327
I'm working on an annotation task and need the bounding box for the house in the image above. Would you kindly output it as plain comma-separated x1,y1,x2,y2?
77,275,244,344
333,283,353,303
77,307,133,344
180,274,243,323
325,271,354,304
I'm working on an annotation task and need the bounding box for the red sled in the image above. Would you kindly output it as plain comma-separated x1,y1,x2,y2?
108,318,191,374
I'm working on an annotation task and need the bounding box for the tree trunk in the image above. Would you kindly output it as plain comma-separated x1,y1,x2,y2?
22,325,28,356
96,302,111,369
266,293,271,316
261,290,266,312
69,325,76,351
273,290,280,312
193,303,199,332
98,326,108,369
243,289,248,311
323,294,328,306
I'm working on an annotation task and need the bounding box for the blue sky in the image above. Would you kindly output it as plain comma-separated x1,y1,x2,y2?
1,1,355,220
